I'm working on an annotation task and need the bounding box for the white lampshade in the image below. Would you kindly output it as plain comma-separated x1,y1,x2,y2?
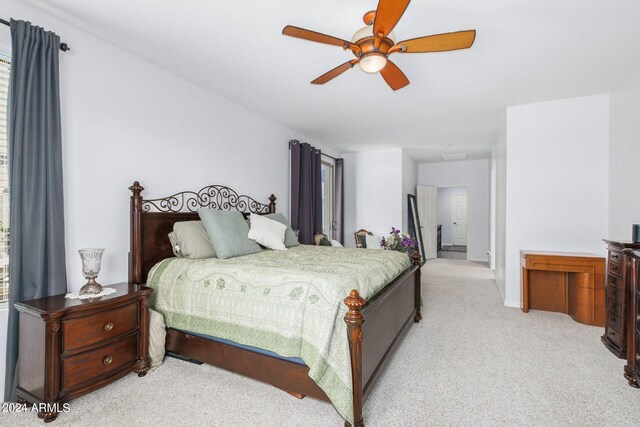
359,53,387,74
351,25,397,44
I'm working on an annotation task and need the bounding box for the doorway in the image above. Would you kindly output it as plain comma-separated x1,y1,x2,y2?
437,186,468,260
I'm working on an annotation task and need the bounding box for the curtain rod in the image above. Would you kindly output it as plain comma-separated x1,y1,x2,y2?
321,153,339,161
0,18,70,52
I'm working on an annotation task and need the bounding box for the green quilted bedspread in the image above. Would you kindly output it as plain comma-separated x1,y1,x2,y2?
147,245,411,423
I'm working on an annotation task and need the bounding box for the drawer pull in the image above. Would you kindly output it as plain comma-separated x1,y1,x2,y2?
103,356,113,365
104,322,114,331
612,253,619,259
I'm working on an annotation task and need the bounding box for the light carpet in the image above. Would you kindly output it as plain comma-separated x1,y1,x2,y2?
6,259,640,426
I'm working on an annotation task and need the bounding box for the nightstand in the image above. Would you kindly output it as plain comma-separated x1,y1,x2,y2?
14,283,152,422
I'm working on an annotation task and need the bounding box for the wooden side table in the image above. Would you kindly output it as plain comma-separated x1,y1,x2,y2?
520,250,605,326
14,282,152,422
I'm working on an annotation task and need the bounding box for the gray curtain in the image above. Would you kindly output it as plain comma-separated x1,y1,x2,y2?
4,19,67,401
290,140,322,245
334,158,344,244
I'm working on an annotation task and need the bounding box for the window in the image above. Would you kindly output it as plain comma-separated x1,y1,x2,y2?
321,160,335,240
0,53,9,304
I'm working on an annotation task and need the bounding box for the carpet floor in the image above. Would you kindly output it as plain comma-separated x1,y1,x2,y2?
7,259,640,426
438,250,467,260
441,245,467,252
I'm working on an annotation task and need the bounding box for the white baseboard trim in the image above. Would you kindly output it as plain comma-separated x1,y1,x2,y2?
504,299,520,308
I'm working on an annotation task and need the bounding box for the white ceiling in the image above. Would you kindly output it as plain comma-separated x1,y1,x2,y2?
20,0,640,161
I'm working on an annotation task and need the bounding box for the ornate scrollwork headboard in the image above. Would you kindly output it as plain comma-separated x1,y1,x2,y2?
128,181,276,284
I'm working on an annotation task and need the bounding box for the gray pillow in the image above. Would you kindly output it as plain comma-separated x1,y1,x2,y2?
264,213,299,248
169,221,216,259
198,209,261,259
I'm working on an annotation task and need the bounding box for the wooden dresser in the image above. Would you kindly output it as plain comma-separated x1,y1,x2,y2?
601,240,640,360
15,283,152,422
623,249,640,388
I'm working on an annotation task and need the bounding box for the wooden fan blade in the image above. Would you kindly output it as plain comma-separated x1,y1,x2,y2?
380,59,409,91
283,25,353,49
311,60,358,85
373,0,411,39
397,30,476,53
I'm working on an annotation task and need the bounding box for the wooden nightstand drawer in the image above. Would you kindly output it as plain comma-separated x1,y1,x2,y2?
63,302,138,353
62,333,138,392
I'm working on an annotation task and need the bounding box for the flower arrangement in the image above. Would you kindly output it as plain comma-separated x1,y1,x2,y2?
380,227,417,253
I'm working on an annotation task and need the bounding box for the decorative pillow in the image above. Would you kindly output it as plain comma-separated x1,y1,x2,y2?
330,239,344,247
168,231,182,257
168,221,216,259
264,213,299,248
248,214,287,251
319,236,332,246
198,209,261,259
365,234,382,250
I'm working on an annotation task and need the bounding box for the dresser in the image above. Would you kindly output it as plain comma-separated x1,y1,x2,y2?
14,283,152,422
601,240,640,360
623,249,640,388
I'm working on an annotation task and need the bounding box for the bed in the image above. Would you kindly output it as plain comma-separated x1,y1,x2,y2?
128,181,422,426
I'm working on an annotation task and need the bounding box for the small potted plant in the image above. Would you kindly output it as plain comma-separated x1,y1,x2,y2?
380,227,417,255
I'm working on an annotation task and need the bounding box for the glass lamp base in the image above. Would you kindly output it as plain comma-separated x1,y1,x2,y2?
79,277,103,295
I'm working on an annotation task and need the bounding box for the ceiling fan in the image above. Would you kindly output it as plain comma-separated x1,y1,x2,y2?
282,0,476,91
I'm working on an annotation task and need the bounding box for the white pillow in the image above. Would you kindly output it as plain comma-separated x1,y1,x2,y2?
248,214,287,251
330,239,343,247
365,234,382,250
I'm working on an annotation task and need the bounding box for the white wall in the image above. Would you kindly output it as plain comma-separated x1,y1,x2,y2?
609,67,640,240
418,159,490,262
504,94,610,306
343,148,403,247
2,0,317,393
492,115,507,300
401,150,418,232
436,186,468,246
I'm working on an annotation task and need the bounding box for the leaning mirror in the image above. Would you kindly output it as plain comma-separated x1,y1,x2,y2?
407,194,426,266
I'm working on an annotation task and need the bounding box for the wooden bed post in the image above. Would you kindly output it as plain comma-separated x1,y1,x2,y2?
412,249,422,323
129,181,144,284
268,194,277,213
344,290,366,427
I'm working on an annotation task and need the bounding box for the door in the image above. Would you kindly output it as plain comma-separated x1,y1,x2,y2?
452,194,468,246
417,186,437,260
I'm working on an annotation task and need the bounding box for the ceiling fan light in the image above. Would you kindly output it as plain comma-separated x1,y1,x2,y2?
351,25,396,43
359,53,387,74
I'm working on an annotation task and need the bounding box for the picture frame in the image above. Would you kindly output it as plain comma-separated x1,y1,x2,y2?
407,194,426,266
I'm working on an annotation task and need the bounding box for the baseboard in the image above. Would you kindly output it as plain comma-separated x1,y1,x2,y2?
503,299,520,308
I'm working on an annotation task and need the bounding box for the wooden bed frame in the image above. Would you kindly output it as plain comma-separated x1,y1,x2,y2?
128,181,422,427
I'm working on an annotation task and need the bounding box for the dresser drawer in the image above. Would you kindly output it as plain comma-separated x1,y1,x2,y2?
609,261,624,278
607,282,623,303
605,326,623,346
607,295,623,315
608,310,623,332
63,303,138,353
609,250,623,265
607,274,622,289
62,333,138,391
